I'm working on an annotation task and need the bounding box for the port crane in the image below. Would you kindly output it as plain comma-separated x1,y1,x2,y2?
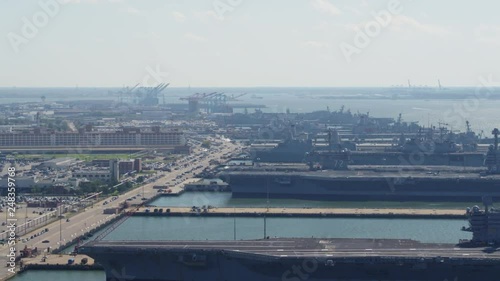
112,83,140,103
180,92,247,114
180,92,218,113
205,93,247,113
111,83,169,106
135,83,169,106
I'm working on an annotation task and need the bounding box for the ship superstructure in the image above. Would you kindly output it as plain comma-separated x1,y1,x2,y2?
462,197,500,244
484,128,500,174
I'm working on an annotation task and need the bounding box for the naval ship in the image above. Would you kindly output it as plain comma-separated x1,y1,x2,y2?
220,164,500,202
250,127,485,166
80,201,500,281
223,129,500,202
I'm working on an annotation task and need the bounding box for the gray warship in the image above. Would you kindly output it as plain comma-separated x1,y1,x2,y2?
80,201,500,281
250,126,485,166
223,129,500,202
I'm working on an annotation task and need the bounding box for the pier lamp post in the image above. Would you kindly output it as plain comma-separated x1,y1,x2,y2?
59,204,62,245
24,203,28,235
264,179,269,239
233,207,236,241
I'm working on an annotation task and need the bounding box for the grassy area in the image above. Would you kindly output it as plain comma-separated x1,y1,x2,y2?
14,154,44,160
55,153,136,161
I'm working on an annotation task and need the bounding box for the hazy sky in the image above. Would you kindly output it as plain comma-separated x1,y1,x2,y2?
2,0,500,87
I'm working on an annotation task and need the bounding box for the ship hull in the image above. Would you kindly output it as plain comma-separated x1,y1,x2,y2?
98,263,499,281
222,171,500,202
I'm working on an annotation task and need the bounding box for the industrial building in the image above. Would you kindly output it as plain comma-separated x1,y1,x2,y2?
119,160,134,175
0,125,186,148
91,158,142,175
72,170,113,181
109,159,119,181
71,159,120,183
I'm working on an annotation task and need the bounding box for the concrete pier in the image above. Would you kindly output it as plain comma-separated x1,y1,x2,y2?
132,207,466,219
17,254,101,275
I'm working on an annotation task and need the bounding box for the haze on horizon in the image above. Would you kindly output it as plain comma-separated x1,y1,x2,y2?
1,0,500,88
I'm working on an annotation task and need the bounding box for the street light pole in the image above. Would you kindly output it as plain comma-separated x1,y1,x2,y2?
233,207,236,241
59,204,62,244
264,179,269,239
24,203,28,235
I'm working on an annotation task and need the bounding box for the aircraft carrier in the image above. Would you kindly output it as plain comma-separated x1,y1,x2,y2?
221,132,500,202
79,202,500,281
218,164,500,201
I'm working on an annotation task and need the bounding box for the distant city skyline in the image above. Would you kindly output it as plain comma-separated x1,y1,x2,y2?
2,0,500,87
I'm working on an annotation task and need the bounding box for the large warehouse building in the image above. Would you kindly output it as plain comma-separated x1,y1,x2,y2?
0,126,188,152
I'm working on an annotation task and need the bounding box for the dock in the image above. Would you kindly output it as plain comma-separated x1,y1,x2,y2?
132,207,466,219
16,254,101,274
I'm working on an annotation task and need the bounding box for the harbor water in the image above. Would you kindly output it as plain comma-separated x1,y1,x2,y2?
149,192,480,210
102,216,470,244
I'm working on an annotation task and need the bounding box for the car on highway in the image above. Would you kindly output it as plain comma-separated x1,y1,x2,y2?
42,240,50,243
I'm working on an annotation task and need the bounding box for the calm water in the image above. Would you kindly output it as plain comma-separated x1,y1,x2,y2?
149,192,480,210
103,216,469,244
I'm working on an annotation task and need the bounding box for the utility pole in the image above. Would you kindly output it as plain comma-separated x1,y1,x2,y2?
24,203,28,235
59,204,62,245
233,208,236,241
264,179,269,239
